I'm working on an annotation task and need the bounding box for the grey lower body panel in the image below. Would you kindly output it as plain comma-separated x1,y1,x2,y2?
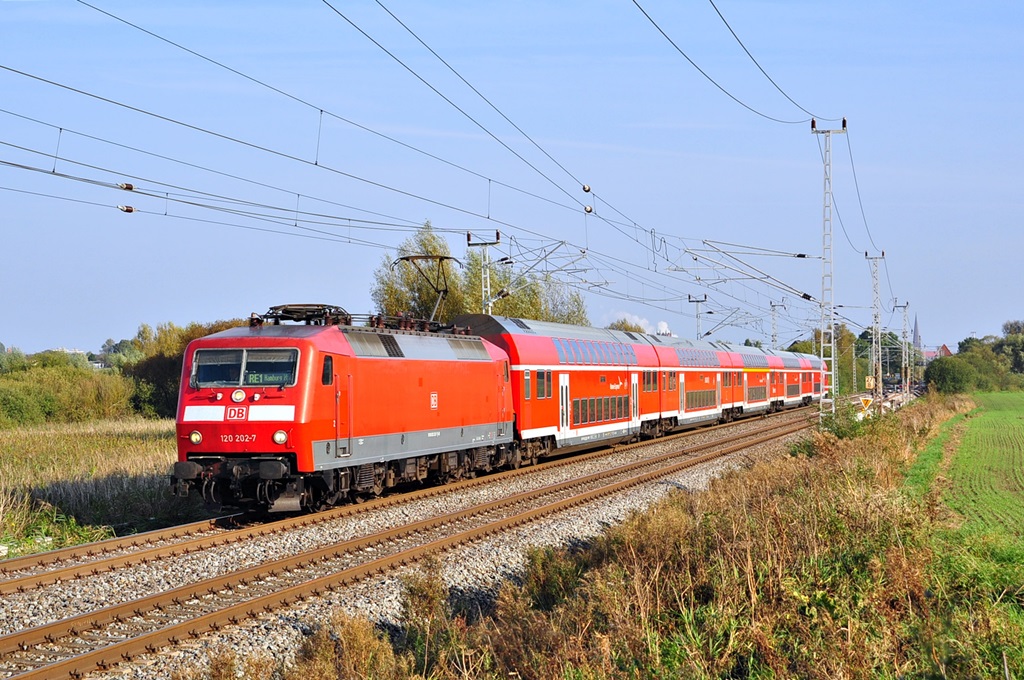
677,412,721,427
311,421,514,470
553,424,635,451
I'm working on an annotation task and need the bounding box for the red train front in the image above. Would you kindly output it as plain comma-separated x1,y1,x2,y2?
171,304,515,512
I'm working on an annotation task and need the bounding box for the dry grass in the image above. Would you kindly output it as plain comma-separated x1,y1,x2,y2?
0,418,210,556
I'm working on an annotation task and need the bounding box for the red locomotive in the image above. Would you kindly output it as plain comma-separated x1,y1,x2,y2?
172,304,824,512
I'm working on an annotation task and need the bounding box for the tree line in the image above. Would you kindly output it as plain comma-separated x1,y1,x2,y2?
924,320,1024,393
0,319,246,427
5,222,1013,427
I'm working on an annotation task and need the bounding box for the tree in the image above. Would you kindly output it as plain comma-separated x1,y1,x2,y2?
784,325,858,394
958,336,983,354
121,318,246,418
607,318,647,333
370,222,467,323
1002,320,1024,336
536,273,589,326
743,338,763,348
372,222,589,325
924,356,977,394
993,334,1024,375
0,347,28,374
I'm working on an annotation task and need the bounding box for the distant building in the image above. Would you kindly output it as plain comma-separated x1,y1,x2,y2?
922,344,954,363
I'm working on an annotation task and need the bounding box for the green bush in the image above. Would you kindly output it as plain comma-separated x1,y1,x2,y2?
0,366,134,428
0,383,47,427
924,356,978,394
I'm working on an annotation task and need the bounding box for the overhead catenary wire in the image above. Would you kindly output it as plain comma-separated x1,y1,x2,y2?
1,6,883,344
73,0,576,216
631,0,808,125
705,0,839,122
75,0,687,275
0,64,581,236
323,0,676,266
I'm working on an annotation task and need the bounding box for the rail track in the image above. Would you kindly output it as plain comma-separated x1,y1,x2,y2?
0,409,810,598
0,410,812,679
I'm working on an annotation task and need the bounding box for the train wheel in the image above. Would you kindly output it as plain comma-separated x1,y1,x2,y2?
371,464,385,496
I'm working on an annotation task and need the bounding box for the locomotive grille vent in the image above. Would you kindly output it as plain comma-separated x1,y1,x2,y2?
344,329,405,358
344,330,387,357
448,338,490,360
509,318,532,330
378,334,405,358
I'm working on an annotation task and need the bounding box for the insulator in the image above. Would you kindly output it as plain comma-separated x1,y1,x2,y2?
584,205,593,214
582,184,591,193
119,183,135,191
118,205,135,213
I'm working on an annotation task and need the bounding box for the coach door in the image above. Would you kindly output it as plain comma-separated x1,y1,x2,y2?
630,372,640,437
557,373,570,444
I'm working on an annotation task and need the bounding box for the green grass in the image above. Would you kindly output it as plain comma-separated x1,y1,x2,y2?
907,392,1024,677
943,393,1024,535
0,419,213,558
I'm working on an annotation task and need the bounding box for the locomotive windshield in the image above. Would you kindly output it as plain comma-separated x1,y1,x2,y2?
192,348,299,388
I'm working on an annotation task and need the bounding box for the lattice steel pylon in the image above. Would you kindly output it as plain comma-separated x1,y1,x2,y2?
894,299,910,402
812,118,846,417
467,231,501,313
867,252,885,415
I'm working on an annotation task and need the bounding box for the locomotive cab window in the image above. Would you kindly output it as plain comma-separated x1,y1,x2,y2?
321,355,333,385
192,348,299,388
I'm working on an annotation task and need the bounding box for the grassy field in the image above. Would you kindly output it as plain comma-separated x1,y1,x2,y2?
911,392,1024,677
0,418,210,557
943,393,1024,535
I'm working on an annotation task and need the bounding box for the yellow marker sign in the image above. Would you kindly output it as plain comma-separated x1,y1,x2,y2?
861,397,873,410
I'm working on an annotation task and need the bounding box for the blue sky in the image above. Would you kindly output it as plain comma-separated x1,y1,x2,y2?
2,0,1021,355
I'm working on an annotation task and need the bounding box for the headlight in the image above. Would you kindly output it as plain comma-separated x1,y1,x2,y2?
231,389,246,403
189,431,203,445
272,430,288,445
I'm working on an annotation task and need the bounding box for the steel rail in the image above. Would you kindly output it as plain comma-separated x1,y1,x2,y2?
0,516,239,577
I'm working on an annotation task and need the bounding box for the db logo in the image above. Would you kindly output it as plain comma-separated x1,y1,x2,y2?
226,406,248,420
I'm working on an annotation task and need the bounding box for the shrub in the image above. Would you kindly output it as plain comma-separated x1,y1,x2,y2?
924,356,978,394
0,366,134,428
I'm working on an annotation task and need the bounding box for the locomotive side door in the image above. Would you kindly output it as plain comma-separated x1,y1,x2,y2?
334,371,352,459
556,372,570,444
